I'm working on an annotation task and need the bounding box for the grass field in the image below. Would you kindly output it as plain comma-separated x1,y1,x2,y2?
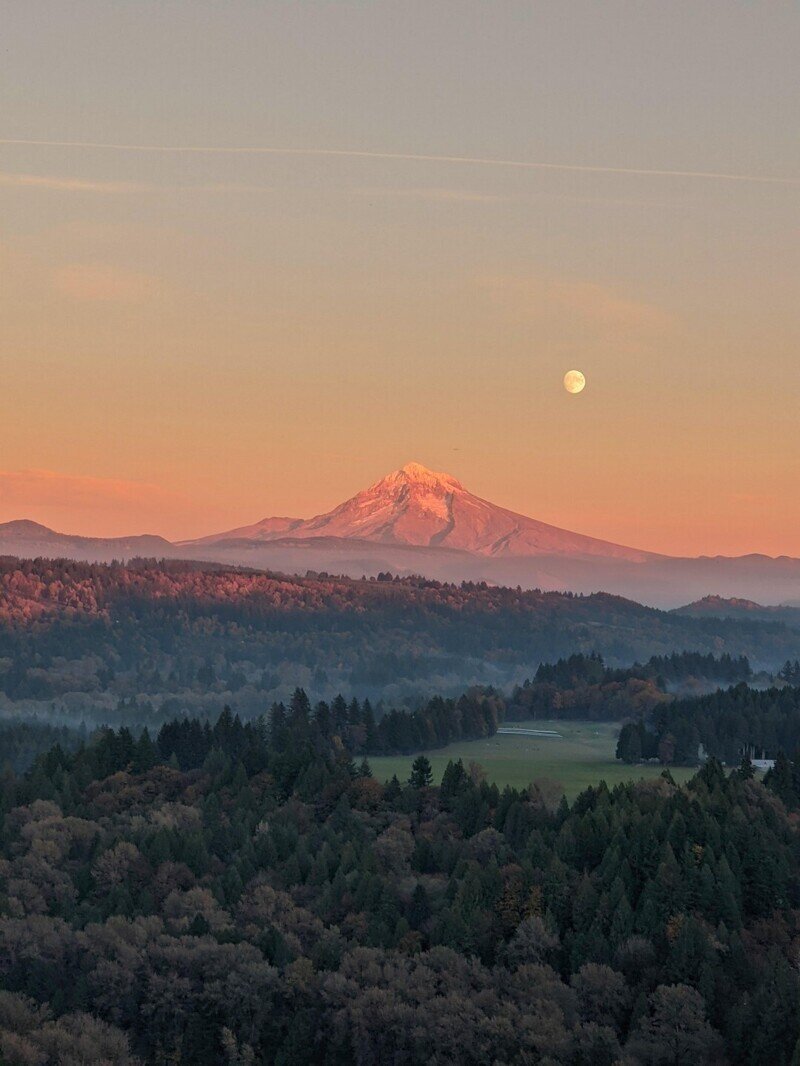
369,720,697,799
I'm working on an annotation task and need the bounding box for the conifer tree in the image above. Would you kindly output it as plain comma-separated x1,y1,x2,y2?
409,755,433,789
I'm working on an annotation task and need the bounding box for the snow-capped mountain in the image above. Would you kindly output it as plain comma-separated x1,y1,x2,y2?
5,464,800,607
184,461,651,561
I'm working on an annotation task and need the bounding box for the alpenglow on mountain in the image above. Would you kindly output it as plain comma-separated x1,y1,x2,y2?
4,462,800,607
185,461,650,560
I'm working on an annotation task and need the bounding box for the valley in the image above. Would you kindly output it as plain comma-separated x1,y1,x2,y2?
370,719,697,797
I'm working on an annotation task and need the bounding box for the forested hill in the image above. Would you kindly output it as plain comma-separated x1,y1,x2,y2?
1,557,798,712
1,707,798,1063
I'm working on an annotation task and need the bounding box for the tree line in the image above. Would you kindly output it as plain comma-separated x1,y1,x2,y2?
778,659,800,684
507,651,752,724
617,683,800,766
16,686,503,796
531,651,752,688
1,648,759,778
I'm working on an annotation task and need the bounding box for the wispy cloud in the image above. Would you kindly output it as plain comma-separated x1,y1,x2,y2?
0,138,797,187
187,181,277,194
0,469,175,512
53,262,156,303
0,171,145,193
354,186,503,203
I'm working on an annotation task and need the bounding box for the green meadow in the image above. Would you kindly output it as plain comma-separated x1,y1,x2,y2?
369,720,697,799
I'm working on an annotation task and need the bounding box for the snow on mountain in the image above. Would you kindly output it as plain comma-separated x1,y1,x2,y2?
187,461,652,561
8,465,800,608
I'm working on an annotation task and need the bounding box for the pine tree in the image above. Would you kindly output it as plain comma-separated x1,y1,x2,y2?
737,753,755,779
766,750,797,807
358,757,373,778
384,774,402,801
409,755,433,789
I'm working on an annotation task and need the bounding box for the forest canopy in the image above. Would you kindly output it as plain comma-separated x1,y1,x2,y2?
0,702,799,1064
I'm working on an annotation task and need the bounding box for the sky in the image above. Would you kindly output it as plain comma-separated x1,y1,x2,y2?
1,1,799,556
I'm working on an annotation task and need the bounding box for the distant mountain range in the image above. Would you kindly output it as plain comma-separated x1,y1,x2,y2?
0,519,174,558
3,461,800,609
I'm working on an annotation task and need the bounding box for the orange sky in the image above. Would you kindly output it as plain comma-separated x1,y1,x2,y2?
1,3,799,558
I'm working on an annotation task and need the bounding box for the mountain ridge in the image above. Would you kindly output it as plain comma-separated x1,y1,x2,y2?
181,461,654,561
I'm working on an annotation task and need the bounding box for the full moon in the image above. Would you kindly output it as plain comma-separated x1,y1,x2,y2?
563,370,586,394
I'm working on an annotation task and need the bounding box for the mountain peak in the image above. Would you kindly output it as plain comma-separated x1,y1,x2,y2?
400,461,440,478
0,519,56,535
381,461,463,491
188,462,651,561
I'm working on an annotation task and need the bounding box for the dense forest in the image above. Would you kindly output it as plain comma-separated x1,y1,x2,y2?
0,685,504,776
617,684,800,766
4,560,800,1063
0,704,798,1064
532,652,752,688
506,652,753,724
1,558,798,726
0,649,761,777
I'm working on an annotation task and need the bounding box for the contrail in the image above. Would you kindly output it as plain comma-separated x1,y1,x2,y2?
0,137,797,187
0,170,143,193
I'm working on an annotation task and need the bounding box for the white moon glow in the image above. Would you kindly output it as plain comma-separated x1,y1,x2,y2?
563,370,586,394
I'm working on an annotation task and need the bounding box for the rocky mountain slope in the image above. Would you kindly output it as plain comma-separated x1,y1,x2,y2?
184,462,651,560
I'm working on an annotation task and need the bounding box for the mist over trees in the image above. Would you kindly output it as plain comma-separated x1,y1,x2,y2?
0,646,766,779
0,558,795,732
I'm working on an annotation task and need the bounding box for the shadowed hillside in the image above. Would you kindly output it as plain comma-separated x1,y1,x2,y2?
1,557,798,723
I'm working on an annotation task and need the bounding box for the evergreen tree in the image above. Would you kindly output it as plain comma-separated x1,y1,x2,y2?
409,755,433,789
357,757,373,778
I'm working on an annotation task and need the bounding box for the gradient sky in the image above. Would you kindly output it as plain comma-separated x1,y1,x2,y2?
1,1,799,556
